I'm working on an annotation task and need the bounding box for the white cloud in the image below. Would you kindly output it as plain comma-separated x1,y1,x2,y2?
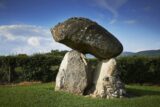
94,0,128,24
109,19,117,25
95,0,118,17
123,20,137,24
0,24,70,55
0,31,15,40
27,37,40,47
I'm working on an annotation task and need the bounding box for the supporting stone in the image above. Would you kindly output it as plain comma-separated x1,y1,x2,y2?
55,50,88,95
51,17,126,99
92,58,126,98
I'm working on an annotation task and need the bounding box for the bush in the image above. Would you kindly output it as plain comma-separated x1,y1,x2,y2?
0,50,160,85
117,56,160,84
0,50,64,84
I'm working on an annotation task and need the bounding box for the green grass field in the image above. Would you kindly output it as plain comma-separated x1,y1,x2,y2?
0,83,160,107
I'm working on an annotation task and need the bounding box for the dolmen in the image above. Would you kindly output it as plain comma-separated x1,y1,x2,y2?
51,17,126,98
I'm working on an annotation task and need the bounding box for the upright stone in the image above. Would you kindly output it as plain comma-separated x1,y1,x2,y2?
51,17,126,99
55,50,88,95
92,58,126,98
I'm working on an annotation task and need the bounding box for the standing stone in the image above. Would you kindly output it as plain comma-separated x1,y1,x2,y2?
55,50,88,95
51,17,126,99
92,58,126,98
51,17,123,59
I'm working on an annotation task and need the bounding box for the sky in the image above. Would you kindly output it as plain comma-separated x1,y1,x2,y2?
0,0,160,55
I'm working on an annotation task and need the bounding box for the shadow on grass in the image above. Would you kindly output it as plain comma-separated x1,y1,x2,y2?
47,83,160,98
126,87,160,98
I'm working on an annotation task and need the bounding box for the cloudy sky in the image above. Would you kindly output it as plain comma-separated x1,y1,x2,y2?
0,0,160,55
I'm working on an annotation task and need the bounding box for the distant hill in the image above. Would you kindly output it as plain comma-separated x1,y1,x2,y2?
86,54,95,58
121,52,135,56
86,49,160,58
121,49,160,57
136,49,160,56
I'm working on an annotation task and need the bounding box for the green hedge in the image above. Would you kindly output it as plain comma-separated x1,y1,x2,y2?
117,56,160,84
0,50,65,84
0,51,160,84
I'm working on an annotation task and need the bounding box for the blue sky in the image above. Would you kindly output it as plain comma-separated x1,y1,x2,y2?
0,0,160,55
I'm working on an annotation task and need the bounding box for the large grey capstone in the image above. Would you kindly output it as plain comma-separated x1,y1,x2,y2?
92,58,126,98
51,17,123,59
55,50,88,95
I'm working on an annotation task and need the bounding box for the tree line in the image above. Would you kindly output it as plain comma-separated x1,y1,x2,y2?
0,50,160,85
117,56,160,84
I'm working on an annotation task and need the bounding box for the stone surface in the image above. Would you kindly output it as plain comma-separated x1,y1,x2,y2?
92,58,126,98
55,50,88,95
51,17,123,59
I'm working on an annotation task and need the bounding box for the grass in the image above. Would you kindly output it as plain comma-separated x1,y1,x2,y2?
0,83,160,107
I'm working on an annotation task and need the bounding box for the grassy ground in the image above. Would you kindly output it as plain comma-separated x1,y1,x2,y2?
0,83,160,107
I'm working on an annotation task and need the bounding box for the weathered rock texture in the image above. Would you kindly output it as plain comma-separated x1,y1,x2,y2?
92,58,126,98
55,50,88,95
52,17,126,99
51,17,123,59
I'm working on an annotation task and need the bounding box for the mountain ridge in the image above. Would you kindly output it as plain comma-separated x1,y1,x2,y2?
121,49,160,57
